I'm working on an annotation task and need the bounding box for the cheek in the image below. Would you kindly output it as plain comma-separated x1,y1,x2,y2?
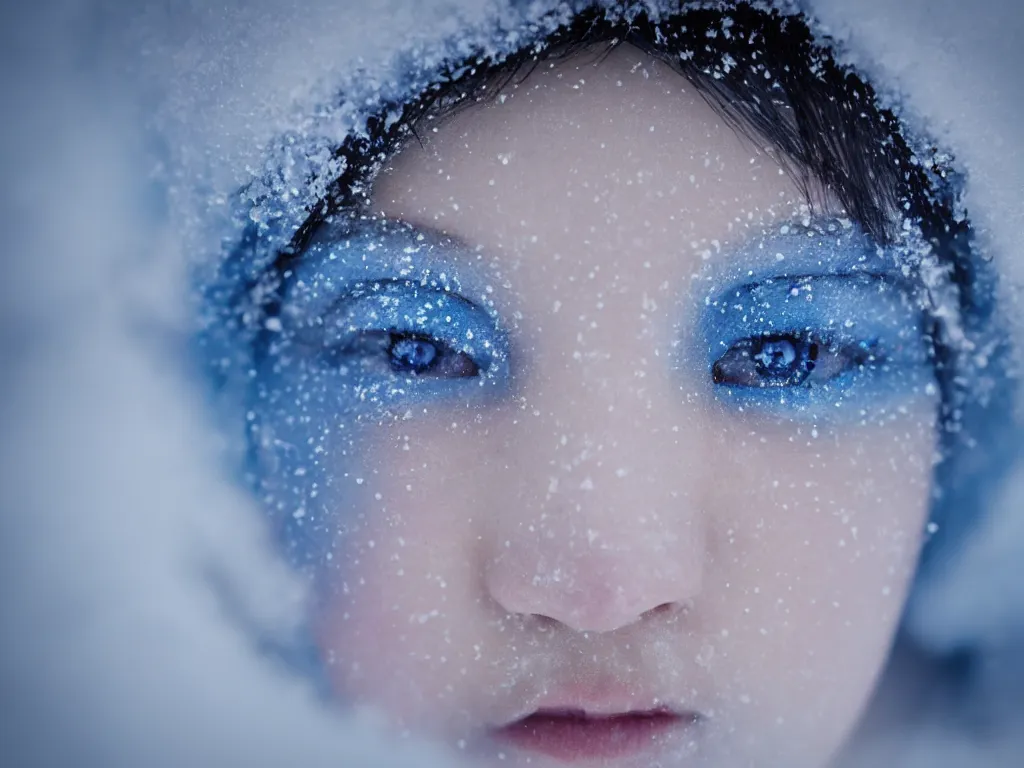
707,407,935,576
311,417,499,730
697,403,936,755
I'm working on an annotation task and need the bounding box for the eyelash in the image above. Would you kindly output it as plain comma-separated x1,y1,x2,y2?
325,329,483,379
711,332,882,390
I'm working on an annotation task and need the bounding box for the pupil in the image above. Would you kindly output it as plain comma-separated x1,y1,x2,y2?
752,335,816,384
755,338,798,375
389,335,439,373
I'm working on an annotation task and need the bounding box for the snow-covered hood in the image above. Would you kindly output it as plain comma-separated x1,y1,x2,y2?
2,1,1023,766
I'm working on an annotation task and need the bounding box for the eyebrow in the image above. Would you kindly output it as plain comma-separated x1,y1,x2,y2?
706,272,918,313
285,216,505,315
689,218,914,293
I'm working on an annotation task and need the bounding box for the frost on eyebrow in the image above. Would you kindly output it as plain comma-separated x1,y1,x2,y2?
281,219,504,323
688,217,934,290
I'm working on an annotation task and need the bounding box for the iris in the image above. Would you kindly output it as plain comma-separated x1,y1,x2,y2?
755,337,808,379
389,334,440,373
386,332,480,378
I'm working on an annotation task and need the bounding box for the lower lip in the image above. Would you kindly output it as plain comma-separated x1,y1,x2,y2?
493,709,695,762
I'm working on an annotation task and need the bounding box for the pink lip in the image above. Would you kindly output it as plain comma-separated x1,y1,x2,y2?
492,707,698,762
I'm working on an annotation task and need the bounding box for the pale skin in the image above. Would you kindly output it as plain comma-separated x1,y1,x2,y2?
301,45,938,767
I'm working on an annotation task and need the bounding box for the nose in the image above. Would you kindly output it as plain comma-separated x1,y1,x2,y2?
484,520,704,633
482,340,708,634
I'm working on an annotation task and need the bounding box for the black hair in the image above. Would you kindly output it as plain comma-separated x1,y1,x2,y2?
275,3,965,259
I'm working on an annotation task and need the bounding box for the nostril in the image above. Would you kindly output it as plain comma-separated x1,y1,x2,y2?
530,613,564,630
643,601,691,620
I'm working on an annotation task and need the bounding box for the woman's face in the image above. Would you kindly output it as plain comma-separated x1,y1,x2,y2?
257,46,939,767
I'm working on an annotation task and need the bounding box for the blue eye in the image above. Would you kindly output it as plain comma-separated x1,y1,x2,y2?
382,331,481,378
712,333,880,389
389,333,442,374
270,275,508,415
318,327,483,379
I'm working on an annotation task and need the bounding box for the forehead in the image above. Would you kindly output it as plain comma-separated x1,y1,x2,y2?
370,44,809,295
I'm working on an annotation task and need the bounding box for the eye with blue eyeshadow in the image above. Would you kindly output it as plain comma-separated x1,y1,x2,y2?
712,332,882,389
387,333,479,377
701,272,936,417
255,214,508,392
283,277,508,406
317,328,480,380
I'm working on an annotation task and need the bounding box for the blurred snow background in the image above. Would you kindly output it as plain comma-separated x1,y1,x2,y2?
0,0,1022,766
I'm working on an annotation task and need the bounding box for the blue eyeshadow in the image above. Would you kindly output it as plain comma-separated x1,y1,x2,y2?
284,217,501,320
690,223,938,421
700,217,906,286
258,219,511,420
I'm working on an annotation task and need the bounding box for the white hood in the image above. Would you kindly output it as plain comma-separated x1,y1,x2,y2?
2,1,1022,766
